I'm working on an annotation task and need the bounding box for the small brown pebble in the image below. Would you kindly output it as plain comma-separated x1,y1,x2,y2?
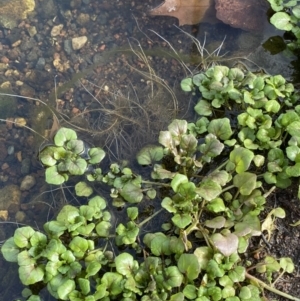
1,163,9,170
72,107,80,114
0,56,9,64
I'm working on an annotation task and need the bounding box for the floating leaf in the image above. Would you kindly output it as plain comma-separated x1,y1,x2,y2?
100,272,124,295
194,99,212,116
204,216,226,228
45,166,68,185
234,214,261,236
168,119,188,142
171,174,189,193
180,134,198,155
39,146,61,166
164,266,183,288
69,236,89,258
199,134,224,162
136,145,164,165
280,257,295,273
1,237,20,262
57,279,76,300
58,158,87,175
194,246,213,270
115,253,137,277
211,233,239,256
270,12,293,31
95,221,111,237
178,254,200,281
88,147,106,164
172,213,192,229
14,226,35,248
127,207,138,220
146,188,156,199
66,139,84,154
18,251,44,285
120,182,143,203
86,262,102,277
233,172,257,196
207,118,233,140
229,147,254,173
196,179,222,201
75,181,93,197
78,278,90,295
181,77,193,92
54,127,77,147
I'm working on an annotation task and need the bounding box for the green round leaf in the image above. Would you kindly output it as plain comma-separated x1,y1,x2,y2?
177,254,200,281
54,127,77,146
57,279,76,300
181,77,193,92
86,261,102,277
45,166,68,185
78,278,90,295
95,221,111,237
207,118,233,140
229,147,254,173
172,213,192,229
14,226,35,248
120,182,143,203
195,179,222,201
211,233,239,256
75,181,93,197
164,266,183,288
1,237,20,262
137,145,164,165
66,139,85,154
88,147,106,164
270,12,293,31
115,253,137,276
69,236,89,258
233,172,257,196
194,99,212,116
101,272,124,295
171,174,189,193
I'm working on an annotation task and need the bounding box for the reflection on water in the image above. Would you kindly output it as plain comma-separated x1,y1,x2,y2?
0,0,297,299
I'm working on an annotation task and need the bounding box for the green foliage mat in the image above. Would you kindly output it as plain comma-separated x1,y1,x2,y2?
2,64,300,301
268,0,300,50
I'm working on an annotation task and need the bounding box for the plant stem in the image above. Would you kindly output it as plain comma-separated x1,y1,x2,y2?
245,272,300,301
141,180,170,188
213,159,229,172
138,208,164,227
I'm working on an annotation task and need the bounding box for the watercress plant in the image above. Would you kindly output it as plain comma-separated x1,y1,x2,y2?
1,65,300,301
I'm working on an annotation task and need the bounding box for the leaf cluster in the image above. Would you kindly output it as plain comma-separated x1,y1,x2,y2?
1,66,300,301
267,0,300,50
39,128,105,185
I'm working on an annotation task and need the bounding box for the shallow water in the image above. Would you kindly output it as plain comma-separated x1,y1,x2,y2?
0,0,298,299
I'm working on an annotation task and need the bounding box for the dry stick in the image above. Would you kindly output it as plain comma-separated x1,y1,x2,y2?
245,272,300,301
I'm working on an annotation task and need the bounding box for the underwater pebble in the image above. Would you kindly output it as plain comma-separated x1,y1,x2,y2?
72,36,88,50
7,145,14,155
21,158,31,175
15,210,26,222
14,117,27,128
0,185,21,211
0,210,8,221
20,175,36,191
51,24,64,37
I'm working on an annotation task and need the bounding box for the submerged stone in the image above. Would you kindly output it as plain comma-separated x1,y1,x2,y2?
0,0,35,29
